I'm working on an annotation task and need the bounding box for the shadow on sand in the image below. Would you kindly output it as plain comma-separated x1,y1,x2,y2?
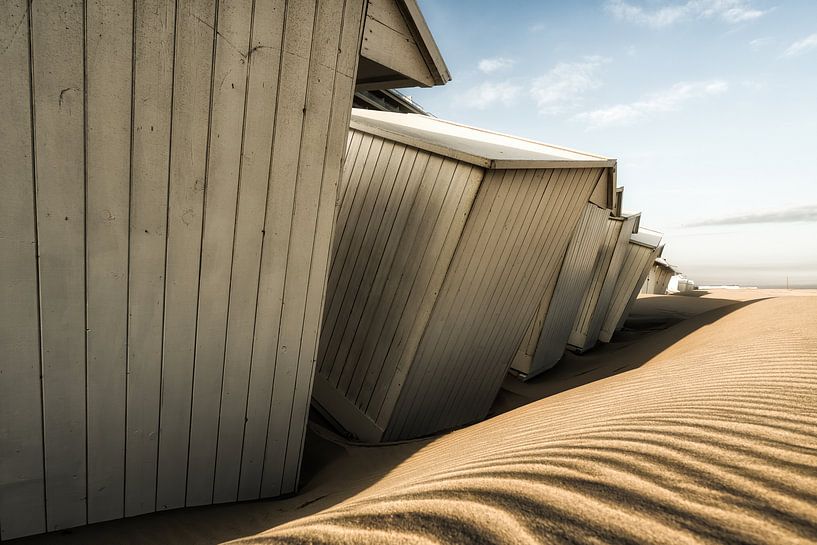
12,295,759,545
491,295,765,417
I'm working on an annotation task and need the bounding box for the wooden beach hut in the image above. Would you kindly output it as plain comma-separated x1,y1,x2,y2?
0,0,448,539
641,257,678,294
312,109,616,442
598,230,664,343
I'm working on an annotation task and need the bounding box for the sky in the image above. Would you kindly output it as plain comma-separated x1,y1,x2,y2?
408,0,817,288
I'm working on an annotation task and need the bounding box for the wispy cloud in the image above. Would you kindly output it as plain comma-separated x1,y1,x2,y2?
478,57,515,74
749,37,773,50
575,80,728,129
783,33,817,57
605,0,769,28
529,56,610,115
687,204,817,226
463,81,521,109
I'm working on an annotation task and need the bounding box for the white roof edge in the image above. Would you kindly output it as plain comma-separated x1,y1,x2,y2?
350,111,615,169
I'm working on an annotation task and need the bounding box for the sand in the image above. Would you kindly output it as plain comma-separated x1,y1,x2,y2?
15,290,817,544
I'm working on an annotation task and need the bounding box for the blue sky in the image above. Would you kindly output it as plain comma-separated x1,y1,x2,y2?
409,0,817,288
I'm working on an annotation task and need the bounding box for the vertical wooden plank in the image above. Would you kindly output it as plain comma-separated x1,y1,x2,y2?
84,0,132,524
187,0,253,507
213,0,286,504
283,0,368,491
30,0,86,531
261,0,346,497
0,2,46,539
155,0,215,512
238,0,316,501
126,0,175,517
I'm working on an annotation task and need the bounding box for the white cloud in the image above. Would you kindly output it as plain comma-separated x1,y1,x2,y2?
749,37,773,50
478,57,516,74
783,33,817,57
463,81,521,109
605,0,768,28
575,80,728,129
529,56,610,115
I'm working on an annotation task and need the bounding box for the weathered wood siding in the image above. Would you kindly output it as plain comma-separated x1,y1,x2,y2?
0,0,365,539
510,203,610,380
314,133,606,441
642,265,673,294
386,167,605,440
567,215,635,352
598,241,663,343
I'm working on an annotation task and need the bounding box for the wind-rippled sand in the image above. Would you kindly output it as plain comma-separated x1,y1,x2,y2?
239,295,817,544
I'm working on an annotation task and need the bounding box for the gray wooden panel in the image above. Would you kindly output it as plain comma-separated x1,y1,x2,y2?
280,0,367,493
338,151,430,409
238,0,316,501
511,202,609,378
187,0,253,507
598,241,659,342
85,0,132,523
155,0,216,512
463,168,603,423
568,214,622,351
582,215,637,346
30,1,87,530
395,167,602,438
368,159,476,428
0,2,46,539
126,0,175,517
384,168,535,436
213,0,286,505
262,0,349,497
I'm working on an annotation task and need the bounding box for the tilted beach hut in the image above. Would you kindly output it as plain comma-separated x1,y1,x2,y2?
598,229,664,343
0,0,447,539
312,109,616,441
641,257,678,294
566,213,640,353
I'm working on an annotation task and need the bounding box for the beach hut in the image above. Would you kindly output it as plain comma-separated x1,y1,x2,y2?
510,207,636,379
641,257,678,294
598,230,664,343
312,109,616,441
567,213,640,353
0,0,447,539
510,204,611,379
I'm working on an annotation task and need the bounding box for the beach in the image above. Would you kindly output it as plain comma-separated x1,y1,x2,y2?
14,289,817,544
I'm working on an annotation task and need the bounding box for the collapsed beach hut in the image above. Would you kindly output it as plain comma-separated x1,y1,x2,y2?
598,229,665,343
312,109,616,441
641,257,678,294
0,0,448,539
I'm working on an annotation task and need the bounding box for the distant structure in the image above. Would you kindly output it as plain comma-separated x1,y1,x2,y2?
354,89,431,115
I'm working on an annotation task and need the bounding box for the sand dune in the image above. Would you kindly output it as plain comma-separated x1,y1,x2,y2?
237,295,817,544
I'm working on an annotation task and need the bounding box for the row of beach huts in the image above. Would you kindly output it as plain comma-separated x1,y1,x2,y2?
1,0,682,540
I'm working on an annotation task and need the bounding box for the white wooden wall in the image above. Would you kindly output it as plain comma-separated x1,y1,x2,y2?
386,167,606,440
598,241,662,343
510,202,610,379
0,0,365,539
641,265,673,294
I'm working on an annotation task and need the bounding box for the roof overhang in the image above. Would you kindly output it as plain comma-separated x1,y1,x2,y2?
356,0,450,90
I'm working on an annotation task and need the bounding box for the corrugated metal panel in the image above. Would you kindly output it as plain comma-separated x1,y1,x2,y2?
598,238,663,343
510,203,610,379
0,0,366,539
313,113,612,441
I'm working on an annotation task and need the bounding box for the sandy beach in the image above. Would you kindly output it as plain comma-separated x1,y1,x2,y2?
13,289,817,544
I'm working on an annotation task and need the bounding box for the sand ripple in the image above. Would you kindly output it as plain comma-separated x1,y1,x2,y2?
240,297,817,544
